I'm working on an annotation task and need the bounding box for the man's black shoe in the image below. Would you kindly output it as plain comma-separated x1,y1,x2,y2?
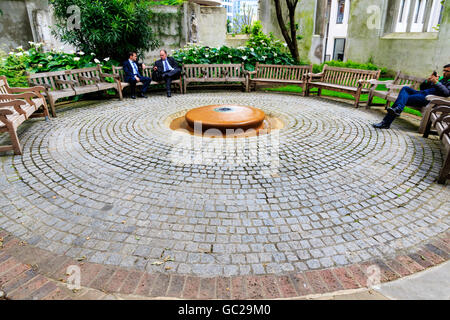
138,93,147,98
131,95,136,99
387,106,401,116
167,91,171,97
372,122,390,129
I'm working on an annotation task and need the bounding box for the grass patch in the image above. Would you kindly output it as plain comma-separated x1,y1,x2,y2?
264,78,422,117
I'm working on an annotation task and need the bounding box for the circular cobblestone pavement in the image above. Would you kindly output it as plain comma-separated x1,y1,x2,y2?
0,92,449,277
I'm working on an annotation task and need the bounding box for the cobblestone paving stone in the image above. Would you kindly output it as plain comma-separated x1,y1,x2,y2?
0,92,449,280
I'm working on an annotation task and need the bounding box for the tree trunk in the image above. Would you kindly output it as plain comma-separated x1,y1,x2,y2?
273,0,300,63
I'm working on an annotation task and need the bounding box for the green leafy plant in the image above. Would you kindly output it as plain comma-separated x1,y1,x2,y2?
0,43,119,87
50,0,160,62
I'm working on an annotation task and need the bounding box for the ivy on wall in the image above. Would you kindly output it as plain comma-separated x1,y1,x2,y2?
151,6,183,47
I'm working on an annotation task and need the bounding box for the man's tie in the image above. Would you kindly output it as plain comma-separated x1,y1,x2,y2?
163,59,170,72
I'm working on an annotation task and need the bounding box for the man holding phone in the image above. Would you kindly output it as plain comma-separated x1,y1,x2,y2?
373,64,450,129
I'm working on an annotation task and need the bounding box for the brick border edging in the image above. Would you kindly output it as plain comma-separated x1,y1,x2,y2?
0,229,449,300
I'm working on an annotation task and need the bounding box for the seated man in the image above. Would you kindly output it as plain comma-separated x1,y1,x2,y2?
123,51,151,99
152,49,181,97
373,64,450,129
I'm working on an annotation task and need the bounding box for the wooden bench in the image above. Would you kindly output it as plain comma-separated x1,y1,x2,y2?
422,97,450,184
182,63,248,93
366,71,426,109
304,65,381,107
0,75,50,155
112,65,183,95
247,63,312,92
28,65,122,117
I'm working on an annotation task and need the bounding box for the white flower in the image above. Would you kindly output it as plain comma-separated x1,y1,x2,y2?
250,48,254,52
91,52,95,56
38,64,43,67
205,54,209,58
78,51,85,55
74,57,80,61
25,51,30,56
94,58,101,64
69,50,75,54
16,52,23,56
16,46,23,50
274,53,277,56
283,43,288,47
242,56,247,60
59,46,64,51
48,55,53,59
103,57,110,62
228,55,232,58
8,52,14,55
28,41,35,46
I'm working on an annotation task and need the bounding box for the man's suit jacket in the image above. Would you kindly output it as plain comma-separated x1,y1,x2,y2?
154,57,180,73
123,60,143,82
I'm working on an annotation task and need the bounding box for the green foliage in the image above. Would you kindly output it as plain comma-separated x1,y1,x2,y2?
148,0,185,5
173,21,298,70
0,43,119,87
50,0,159,62
313,60,388,76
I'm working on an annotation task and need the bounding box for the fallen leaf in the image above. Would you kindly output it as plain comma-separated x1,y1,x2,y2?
121,220,126,224
165,266,172,270
52,196,57,199
151,261,163,265
76,256,86,262
85,237,90,240
420,255,426,260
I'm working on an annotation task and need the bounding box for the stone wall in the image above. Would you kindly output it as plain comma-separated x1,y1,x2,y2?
345,0,450,77
0,0,35,52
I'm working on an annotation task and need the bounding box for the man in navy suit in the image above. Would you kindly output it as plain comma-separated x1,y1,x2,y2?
123,51,151,99
153,49,181,97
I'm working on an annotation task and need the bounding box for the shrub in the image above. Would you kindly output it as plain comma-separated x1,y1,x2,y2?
0,43,119,87
173,21,298,70
313,60,388,76
50,0,159,62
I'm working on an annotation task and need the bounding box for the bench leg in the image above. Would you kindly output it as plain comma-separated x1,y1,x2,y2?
317,88,321,96
418,103,433,134
9,126,22,155
437,150,450,184
366,92,374,109
354,94,360,108
48,96,57,117
117,85,123,100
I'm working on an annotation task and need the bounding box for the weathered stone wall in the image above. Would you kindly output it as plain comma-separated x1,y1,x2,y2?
197,6,227,47
0,0,35,52
345,0,450,77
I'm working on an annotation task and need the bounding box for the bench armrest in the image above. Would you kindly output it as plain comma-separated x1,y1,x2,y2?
7,86,46,94
79,75,100,84
55,79,76,89
100,72,120,80
386,83,410,90
0,92,40,100
306,72,324,81
426,95,450,105
0,99,28,115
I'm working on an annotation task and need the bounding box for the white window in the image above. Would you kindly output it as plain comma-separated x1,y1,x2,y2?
427,0,444,32
410,0,427,32
395,0,411,32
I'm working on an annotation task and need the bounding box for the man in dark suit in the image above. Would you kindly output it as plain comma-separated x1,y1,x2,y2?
153,49,181,97
123,51,151,99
